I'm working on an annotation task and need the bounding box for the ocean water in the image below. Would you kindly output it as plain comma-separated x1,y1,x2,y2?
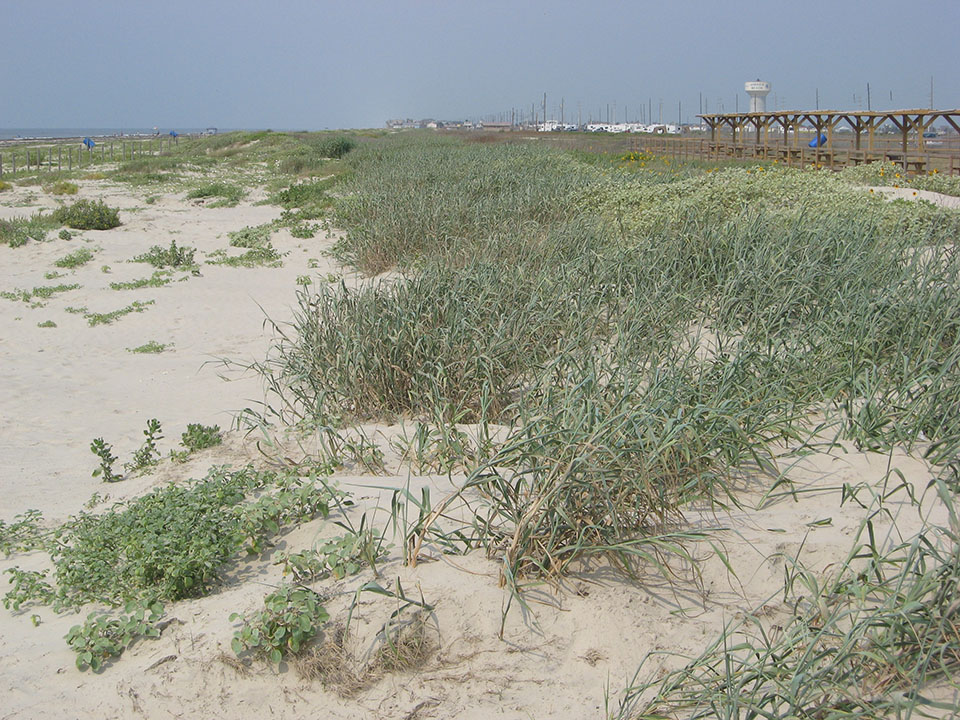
0,128,216,140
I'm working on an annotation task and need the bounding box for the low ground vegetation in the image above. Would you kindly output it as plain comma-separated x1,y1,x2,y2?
52,200,121,230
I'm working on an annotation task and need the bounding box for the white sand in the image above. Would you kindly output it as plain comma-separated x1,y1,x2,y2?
1,180,955,718
868,185,960,209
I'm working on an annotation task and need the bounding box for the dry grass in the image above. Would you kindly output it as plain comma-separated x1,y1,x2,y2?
294,614,436,696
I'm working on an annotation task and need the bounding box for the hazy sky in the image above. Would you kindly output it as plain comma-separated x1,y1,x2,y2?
3,0,957,129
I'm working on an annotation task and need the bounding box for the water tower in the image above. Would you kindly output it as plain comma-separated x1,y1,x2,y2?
745,80,771,113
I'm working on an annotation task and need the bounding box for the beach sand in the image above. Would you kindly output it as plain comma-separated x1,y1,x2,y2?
1,180,956,719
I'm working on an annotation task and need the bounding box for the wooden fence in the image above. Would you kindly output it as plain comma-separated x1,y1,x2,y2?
0,136,182,178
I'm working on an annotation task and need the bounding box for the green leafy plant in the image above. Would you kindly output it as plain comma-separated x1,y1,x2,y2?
0,510,49,556
0,180,12,192
127,340,171,354
3,568,55,610
132,240,195,268
207,243,284,268
109,271,172,290
54,247,94,269
0,467,340,613
36,320,57,328
52,200,121,230
230,586,328,664
1,283,80,306
90,438,121,482
85,300,154,326
58,229,72,240
65,600,164,672
181,423,222,452
279,528,388,582
289,222,317,239
127,418,163,472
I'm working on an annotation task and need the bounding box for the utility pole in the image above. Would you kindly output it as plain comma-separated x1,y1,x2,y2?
867,82,871,111
560,97,564,125
649,98,652,126
658,99,662,124
578,101,581,128
542,93,547,128
815,88,819,110
930,76,934,109
678,100,681,127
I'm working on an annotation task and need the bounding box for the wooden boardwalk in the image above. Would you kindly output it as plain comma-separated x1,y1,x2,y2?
635,109,960,175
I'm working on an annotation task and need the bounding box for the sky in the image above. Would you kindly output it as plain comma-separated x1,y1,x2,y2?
2,0,958,130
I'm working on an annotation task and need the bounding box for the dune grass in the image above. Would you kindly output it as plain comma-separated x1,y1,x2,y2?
613,486,960,719
251,135,960,667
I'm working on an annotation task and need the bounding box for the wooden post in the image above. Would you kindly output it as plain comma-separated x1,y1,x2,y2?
58,146,62,171
68,148,72,170
0,153,3,178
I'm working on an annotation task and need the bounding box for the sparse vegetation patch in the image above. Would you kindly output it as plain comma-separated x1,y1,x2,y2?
54,247,94,269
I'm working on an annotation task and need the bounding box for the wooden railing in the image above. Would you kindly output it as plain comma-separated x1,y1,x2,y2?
631,135,960,175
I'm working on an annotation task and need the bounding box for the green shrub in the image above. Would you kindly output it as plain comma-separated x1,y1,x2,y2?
230,586,328,664
181,423,222,452
132,240,195,268
0,180,12,192
53,200,121,230
65,600,164,671
314,136,356,159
